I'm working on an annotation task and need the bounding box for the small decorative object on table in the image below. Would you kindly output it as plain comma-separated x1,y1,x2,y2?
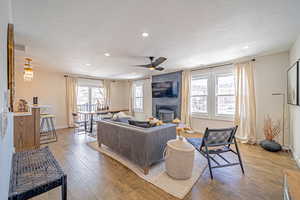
172,118,181,124
16,99,29,112
33,96,38,105
260,115,282,152
172,118,195,136
184,127,194,134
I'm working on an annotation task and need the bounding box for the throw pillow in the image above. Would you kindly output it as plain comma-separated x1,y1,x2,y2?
112,114,118,121
128,120,156,128
116,112,132,119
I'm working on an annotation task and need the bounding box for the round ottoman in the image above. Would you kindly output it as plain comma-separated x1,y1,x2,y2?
165,138,195,179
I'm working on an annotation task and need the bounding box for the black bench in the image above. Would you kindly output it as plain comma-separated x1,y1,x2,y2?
9,147,67,200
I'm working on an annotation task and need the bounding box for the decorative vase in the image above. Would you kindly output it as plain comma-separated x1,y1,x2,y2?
259,140,282,152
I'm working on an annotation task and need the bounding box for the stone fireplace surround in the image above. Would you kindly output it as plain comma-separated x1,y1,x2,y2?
152,71,182,121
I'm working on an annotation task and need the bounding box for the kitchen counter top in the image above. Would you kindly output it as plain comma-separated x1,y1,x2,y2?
14,105,50,116
13,112,32,116
30,105,52,108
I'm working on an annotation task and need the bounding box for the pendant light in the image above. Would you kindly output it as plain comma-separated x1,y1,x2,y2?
24,57,33,81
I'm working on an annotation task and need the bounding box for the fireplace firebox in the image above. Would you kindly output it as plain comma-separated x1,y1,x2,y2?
156,105,178,122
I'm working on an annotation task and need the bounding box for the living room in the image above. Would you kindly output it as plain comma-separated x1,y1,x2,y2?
1,0,300,200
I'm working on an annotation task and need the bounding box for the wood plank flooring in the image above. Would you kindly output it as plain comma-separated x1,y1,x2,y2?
33,128,298,200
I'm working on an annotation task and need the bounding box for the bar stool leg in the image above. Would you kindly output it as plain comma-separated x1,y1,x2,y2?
40,116,57,144
49,117,57,142
40,117,46,133
46,118,51,134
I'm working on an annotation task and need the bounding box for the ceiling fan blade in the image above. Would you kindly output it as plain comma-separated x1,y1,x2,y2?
134,64,152,68
155,67,165,71
152,57,167,67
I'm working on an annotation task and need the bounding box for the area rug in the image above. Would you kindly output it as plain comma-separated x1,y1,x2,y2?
88,141,208,199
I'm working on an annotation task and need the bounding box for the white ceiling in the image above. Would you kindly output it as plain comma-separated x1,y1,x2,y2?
12,0,300,79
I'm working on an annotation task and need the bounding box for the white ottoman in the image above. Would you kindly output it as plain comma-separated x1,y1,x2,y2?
165,138,195,179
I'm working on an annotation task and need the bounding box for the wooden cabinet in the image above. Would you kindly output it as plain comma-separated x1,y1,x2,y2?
14,108,40,152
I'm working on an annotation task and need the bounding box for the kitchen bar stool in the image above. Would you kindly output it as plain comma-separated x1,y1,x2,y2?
40,114,57,144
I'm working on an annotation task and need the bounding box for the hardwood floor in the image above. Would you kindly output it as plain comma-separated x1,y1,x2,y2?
33,128,298,200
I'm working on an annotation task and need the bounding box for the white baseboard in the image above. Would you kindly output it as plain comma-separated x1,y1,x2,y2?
292,150,300,168
55,125,69,130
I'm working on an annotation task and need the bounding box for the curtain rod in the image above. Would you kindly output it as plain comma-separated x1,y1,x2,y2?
131,77,151,81
191,58,256,72
64,74,114,81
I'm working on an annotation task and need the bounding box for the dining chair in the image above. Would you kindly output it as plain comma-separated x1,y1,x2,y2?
72,113,88,134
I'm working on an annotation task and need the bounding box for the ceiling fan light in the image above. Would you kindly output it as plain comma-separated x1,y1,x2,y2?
149,67,155,70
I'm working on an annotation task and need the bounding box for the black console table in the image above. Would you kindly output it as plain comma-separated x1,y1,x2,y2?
9,147,67,200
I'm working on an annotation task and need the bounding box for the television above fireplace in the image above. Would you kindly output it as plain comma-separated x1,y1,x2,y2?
152,81,178,98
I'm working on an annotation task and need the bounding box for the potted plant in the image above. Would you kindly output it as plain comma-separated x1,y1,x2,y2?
259,115,282,152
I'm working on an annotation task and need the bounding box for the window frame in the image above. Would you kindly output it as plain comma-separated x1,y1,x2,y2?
77,85,105,106
190,73,210,118
133,82,144,113
191,66,235,121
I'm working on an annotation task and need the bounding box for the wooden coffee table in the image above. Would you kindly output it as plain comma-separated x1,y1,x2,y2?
180,131,203,138
175,124,203,138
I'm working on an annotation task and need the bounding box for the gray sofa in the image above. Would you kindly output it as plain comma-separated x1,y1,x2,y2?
97,120,176,174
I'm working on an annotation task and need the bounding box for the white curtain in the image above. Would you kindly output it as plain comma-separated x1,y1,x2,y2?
66,76,77,127
103,80,111,108
181,70,191,127
234,61,257,144
128,80,134,116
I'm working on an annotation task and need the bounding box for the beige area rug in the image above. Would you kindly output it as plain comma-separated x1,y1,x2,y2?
88,141,208,199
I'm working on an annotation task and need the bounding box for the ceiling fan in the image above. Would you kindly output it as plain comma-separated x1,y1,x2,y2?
134,56,167,71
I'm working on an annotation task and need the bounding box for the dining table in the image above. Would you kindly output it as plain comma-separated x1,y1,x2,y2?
77,108,129,134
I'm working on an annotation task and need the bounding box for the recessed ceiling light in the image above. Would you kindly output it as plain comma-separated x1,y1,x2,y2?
104,53,110,57
243,46,249,49
85,63,91,66
142,32,149,37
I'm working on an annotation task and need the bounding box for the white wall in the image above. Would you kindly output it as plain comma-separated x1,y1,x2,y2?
15,69,130,129
254,52,289,143
0,0,14,199
15,67,68,129
110,80,130,110
289,34,300,167
191,118,233,132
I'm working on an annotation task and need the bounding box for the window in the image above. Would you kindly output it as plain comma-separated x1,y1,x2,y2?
215,74,235,115
77,86,90,105
191,75,208,114
77,86,104,105
91,87,105,105
191,67,235,120
76,79,105,111
133,83,144,112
